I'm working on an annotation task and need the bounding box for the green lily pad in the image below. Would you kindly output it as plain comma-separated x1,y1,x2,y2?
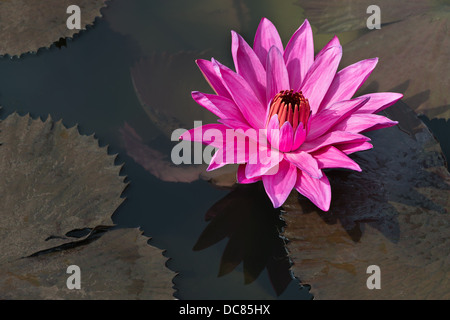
282,101,449,299
0,0,106,57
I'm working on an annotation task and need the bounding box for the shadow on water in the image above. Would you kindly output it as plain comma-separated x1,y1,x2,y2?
193,182,308,297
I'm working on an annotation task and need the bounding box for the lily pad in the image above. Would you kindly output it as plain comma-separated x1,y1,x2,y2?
341,11,450,120
0,228,175,299
0,0,107,57
0,113,175,299
282,101,450,299
300,0,433,33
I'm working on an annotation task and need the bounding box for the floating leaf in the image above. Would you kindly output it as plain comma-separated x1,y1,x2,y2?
0,113,124,261
0,0,107,57
299,0,433,33
0,228,175,299
0,113,175,299
341,11,450,120
282,101,450,299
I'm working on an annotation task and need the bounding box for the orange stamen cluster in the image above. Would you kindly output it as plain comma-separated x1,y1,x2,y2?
268,90,311,131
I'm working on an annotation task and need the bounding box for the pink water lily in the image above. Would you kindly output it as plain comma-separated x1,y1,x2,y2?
181,18,402,211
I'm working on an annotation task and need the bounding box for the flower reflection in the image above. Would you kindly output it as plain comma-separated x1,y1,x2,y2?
193,183,294,296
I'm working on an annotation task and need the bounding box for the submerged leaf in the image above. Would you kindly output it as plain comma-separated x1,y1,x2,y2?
0,113,175,299
130,52,218,138
282,101,450,299
0,0,107,57
119,122,238,187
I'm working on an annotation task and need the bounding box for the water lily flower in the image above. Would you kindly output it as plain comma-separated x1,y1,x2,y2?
180,18,402,211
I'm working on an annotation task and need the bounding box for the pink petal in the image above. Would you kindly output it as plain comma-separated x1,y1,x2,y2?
245,144,282,179
337,141,373,155
300,131,371,153
278,120,294,153
179,123,227,148
191,91,248,124
253,17,284,68
292,123,307,150
320,58,378,111
231,31,267,106
207,148,228,171
312,146,362,172
299,45,342,114
315,35,340,59
332,113,398,133
306,97,369,141
218,118,254,131
284,151,322,179
237,164,261,184
262,160,297,208
284,19,314,90
266,46,290,103
356,92,404,114
196,59,232,99
295,170,331,211
207,131,259,171
266,114,281,149
216,61,266,129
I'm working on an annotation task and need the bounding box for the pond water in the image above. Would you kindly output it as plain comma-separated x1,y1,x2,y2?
0,0,447,300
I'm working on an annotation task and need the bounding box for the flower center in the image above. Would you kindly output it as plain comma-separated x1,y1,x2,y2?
267,90,311,131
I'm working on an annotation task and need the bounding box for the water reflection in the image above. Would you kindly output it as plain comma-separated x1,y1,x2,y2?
193,183,295,296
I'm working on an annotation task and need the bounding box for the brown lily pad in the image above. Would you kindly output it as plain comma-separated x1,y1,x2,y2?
341,11,450,120
0,113,175,299
300,0,433,33
0,228,175,299
0,113,124,262
282,101,450,299
0,0,107,57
